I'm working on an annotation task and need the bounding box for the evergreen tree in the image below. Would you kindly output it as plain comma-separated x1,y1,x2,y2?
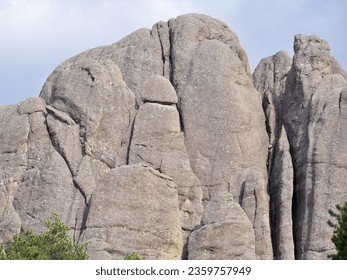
0,214,88,260
327,201,347,260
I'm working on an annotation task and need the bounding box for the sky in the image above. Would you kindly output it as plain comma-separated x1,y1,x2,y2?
0,0,346,106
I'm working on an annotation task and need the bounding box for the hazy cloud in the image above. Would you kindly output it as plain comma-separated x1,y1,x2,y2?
0,0,346,105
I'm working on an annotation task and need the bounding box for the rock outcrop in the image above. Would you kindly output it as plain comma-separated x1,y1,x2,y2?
1,13,346,260
283,35,347,259
254,34,347,260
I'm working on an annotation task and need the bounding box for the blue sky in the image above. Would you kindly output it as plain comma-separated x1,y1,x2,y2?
0,0,346,106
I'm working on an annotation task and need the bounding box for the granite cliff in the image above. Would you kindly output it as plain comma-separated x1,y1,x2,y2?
1,14,346,260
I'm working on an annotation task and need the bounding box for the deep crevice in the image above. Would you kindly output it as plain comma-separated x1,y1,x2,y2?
181,230,190,260
167,20,176,90
126,111,137,165
166,21,185,133
239,182,246,207
176,104,185,133
76,199,91,243
72,180,87,205
156,23,166,77
142,100,175,106
284,133,299,260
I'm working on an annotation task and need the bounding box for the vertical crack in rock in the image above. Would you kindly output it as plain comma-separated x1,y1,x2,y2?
167,21,176,90
125,111,137,165
167,19,185,133
128,74,203,253
338,89,347,118
156,22,169,77
45,110,86,198
291,167,299,259
45,108,82,173
75,195,91,244
44,111,88,242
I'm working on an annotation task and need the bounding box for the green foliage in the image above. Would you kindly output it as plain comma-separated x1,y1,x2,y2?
124,252,143,260
327,201,347,260
0,214,88,260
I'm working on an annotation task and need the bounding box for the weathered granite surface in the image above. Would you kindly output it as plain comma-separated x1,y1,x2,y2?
1,14,346,259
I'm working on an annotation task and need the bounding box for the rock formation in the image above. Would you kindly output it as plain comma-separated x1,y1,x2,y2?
0,13,346,259
254,34,347,259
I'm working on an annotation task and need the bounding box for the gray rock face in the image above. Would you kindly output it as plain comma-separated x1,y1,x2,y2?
0,104,29,242
283,35,347,259
129,79,203,233
253,52,294,260
253,51,292,146
83,164,182,260
41,58,136,170
1,14,347,260
255,34,347,259
268,126,295,260
169,14,272,259
188,193,256,259
0,98,84,243
141,75,178,104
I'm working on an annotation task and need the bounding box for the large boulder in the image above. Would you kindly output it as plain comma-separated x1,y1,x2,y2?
82,164,182,259
188,193,256,259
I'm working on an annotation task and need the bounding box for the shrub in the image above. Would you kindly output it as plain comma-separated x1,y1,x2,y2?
124,252,143,260
0,214,88,260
